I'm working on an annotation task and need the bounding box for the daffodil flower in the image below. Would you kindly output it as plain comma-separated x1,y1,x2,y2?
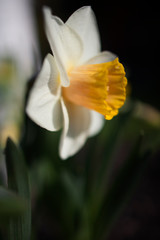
26,6,127,159
0,0,39,147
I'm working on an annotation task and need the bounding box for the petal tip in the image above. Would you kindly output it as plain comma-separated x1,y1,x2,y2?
43,6,51,17
59,151,69,160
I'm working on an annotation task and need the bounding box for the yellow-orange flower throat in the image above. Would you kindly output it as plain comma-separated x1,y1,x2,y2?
63,58,127,120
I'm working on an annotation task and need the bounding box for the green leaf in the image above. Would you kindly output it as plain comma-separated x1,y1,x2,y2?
86,111,132,220
0,187,27,217
5,138,31,240
93,133,151,240
61,170,83,210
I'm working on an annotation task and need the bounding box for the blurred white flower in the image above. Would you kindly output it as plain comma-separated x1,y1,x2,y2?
0,0,40,78
27,6,127,159
0,0,40,146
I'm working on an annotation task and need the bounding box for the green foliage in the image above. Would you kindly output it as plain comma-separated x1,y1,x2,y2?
0,101,159,240
0,187,27,217
4,138,31,240
92,134,150,240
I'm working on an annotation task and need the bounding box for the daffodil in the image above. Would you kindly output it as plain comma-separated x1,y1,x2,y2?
0,0,39,147
26,6,127,159
0,0,40,79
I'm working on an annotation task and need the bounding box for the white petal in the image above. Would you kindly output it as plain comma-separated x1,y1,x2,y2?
59,101,91,159
66,6,101,64
43,7,82,87
88,111,104,137
26,54,63,131
85,51,117,64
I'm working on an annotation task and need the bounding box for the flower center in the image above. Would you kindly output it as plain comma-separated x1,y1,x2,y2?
62,58,127,120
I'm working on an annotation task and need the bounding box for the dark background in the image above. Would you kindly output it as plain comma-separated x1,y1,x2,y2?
33,1,160,239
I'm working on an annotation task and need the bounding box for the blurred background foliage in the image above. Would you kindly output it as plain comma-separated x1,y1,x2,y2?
0,0,160,240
